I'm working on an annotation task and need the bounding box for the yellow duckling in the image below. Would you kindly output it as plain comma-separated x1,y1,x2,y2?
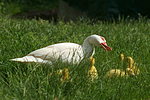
126,57,134,68
126,68,135,76
126,57,140,75
104,68,135,78
119,54,124,68
56,69,63,76
88,57,98,81
119,54,124,62
49,68,70,82
104,69,122,78
60,68,70,82
49,69,63,76
132,67,140,75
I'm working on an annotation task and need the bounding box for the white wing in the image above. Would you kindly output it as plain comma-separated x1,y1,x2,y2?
10,43,84,64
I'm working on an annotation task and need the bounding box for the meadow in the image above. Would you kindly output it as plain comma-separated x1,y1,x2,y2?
0,16,150,99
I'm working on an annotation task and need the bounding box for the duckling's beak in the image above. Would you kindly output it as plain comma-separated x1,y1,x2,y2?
100,42,112,51
132,73,135,76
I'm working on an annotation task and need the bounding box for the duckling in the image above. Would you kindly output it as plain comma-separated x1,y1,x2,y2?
104,69,122,78
56,69,63,76
126,67,136,75
49,68,70,82
126,57,134,68
120,71,126,77
49,69,63,76
60,68,70,82
104,68,135,78
119,53,125,69
128,65,140,76
122,68,135,77
88,57,98,81
119,54,124,62
133,67,140,75
126,57,140,75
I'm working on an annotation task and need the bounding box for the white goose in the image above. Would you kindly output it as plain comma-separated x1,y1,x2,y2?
10,35,111,64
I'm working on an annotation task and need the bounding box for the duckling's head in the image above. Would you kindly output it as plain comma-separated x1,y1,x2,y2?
126,57,134,64
56,69,63,76
89,57,95,65
119,54,124,61
126,68,135,76
64,68,69,75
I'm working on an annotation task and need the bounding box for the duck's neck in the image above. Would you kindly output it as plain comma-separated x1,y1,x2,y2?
82,38,95,58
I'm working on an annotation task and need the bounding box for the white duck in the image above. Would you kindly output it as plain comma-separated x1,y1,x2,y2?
10,35,111,64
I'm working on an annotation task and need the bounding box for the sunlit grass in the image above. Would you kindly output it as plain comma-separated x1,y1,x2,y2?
0,16,150,99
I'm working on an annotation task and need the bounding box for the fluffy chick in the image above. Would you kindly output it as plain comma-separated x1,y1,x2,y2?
104,69,122,78
126,57,140,75
126,57,134,68
50,68,70,82
88,57,98,81
104,68,135,78
120,54,124,62
60,68,70,82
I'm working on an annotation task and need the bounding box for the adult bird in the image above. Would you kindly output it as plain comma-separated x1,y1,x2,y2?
10,34,111,64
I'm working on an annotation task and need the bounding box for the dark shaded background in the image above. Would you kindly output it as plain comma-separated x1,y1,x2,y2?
1,0,150,20
63,0,150,20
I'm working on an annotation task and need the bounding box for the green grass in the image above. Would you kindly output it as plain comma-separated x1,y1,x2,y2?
0,16,150,99
1,0,58,15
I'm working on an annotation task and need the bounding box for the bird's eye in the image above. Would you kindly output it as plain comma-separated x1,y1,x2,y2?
100,37,105,41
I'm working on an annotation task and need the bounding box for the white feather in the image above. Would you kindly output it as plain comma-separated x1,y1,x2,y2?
10,35,111,64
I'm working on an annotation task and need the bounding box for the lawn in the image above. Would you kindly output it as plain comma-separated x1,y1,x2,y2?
0,16,150,99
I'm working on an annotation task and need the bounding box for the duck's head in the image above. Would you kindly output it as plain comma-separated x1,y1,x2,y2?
87,35,112,51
